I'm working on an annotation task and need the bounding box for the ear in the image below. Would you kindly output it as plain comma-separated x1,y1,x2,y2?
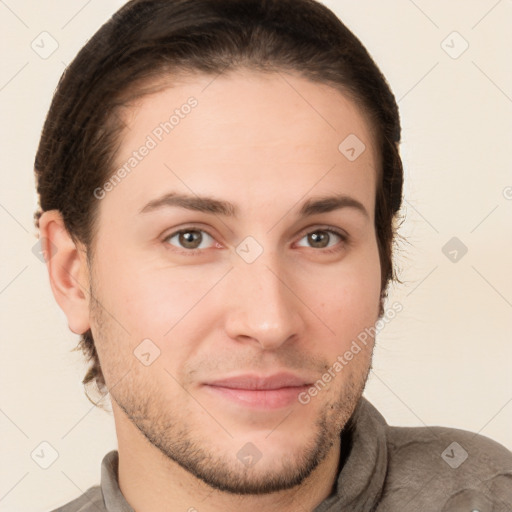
38,210,91,334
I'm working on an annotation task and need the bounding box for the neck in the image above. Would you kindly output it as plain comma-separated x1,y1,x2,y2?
115,412,343,512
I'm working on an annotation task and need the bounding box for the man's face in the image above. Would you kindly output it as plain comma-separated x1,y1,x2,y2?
87,70,382,493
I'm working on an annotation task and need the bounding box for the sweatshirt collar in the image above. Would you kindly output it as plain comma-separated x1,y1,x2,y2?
313,396,389,511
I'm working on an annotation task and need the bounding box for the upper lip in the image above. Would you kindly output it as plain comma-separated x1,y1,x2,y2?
204,372,313,390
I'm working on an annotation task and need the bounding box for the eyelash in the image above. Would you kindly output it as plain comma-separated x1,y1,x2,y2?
162,225,348,256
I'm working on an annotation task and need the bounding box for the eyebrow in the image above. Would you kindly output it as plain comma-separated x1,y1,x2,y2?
139,192,369,220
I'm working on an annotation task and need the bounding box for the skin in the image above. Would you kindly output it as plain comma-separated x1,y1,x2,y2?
40,69,382,512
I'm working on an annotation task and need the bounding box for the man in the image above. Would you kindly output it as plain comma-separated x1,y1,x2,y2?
35,0,512,510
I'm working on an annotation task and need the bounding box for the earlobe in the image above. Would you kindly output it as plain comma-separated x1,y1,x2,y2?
38,210,91,335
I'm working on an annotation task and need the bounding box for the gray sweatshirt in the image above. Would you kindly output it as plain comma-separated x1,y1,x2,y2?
49,397,512,511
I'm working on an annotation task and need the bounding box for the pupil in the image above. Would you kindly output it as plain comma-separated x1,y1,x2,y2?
309,231,327,248
181,231,201,248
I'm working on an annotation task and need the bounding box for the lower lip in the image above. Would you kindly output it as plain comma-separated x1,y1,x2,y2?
203,385,310,409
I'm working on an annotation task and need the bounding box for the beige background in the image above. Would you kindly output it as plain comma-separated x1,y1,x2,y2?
1,1,511,511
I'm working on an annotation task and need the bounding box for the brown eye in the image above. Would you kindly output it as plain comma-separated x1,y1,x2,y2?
307,231,330,248
296,229,345,250
179,230,202,249
165,229,215,252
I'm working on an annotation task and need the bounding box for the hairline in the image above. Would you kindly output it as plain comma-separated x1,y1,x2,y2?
84,66,384,262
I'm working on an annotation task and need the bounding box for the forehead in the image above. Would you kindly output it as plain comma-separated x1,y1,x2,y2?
103,69,379,221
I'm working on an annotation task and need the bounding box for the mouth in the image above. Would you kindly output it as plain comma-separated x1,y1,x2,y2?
202,372,313,410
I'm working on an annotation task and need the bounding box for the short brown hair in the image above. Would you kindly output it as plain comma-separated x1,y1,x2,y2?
34,0,404,407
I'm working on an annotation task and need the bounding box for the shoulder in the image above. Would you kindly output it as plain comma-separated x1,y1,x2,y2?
386,422,512,468
49,485,104,512
381,423,512,507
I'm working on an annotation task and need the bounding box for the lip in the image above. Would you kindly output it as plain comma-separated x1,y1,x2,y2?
204,372,312,390
202,372,313,410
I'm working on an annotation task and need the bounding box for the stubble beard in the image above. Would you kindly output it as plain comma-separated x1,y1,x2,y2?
89,278,373,495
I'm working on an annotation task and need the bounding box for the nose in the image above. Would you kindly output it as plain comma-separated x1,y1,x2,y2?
223,253,306,351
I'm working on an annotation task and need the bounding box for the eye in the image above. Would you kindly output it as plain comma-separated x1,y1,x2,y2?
164,228,216,253
296,228,346,252
163,226,347,256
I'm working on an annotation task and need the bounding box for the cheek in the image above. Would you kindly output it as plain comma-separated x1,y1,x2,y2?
318,244,381,350
96,254,221,360
91,245,181,339
113,270,196,337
